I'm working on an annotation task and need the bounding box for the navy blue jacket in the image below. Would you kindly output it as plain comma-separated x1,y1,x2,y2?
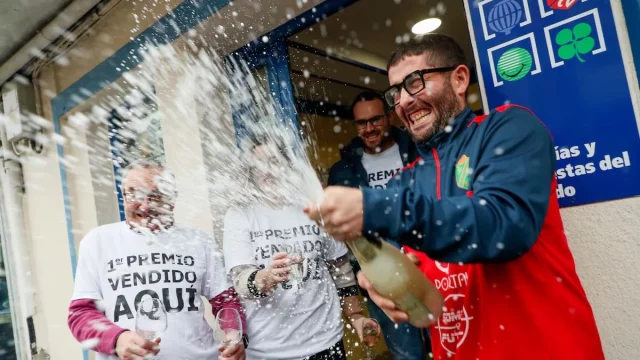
328,126,420,188
362,105,556,263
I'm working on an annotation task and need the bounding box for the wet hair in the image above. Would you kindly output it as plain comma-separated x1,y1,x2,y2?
248,134,291,163
387,34,467,71
120,157,176,194
350,90,389,113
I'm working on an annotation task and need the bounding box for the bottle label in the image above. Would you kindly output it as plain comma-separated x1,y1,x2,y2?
395,293,433,327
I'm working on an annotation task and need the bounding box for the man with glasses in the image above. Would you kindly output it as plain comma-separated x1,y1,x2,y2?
306,34,604,359
68,159,247,360
329,90,419,190
327,91,426,359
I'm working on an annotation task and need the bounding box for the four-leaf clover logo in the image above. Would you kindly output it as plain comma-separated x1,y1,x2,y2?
555,22,596,63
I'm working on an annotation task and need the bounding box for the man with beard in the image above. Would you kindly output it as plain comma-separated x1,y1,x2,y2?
327,91,426,359
68,159,247,360
305,34,604,359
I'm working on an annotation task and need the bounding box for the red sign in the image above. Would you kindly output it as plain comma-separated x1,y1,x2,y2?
547,0,578,10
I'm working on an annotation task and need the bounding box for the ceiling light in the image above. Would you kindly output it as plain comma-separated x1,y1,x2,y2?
412,18,442,35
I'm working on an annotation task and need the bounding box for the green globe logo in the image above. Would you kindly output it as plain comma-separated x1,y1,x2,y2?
496,47,533,82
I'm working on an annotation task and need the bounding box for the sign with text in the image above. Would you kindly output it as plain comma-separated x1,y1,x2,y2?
466,0,640,207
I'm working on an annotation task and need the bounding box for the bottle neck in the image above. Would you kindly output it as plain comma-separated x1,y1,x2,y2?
348,236,381,263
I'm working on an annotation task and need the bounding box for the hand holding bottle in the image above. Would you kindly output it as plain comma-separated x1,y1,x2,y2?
356,271,411,324
303,186,364,241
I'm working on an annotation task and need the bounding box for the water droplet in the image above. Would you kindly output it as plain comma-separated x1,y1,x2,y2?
499,324,505,330
80,338,100,349
93,300,106,312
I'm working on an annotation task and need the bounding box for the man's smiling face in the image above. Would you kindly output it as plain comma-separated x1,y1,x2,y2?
353,99,391,152
388,55,463,143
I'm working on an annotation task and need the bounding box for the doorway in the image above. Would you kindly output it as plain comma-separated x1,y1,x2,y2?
286,0,483,185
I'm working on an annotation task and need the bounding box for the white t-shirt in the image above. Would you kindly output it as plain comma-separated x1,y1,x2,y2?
72,222,228,360
223,205,348,360
361,142,404,189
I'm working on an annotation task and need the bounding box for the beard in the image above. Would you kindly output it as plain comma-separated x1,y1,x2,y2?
126,206,174,233
409,78,460,144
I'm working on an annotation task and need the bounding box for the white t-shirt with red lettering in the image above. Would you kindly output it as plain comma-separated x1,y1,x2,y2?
72,222,228,360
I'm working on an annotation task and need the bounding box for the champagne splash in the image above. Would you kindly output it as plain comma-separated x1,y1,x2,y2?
58,39,326,224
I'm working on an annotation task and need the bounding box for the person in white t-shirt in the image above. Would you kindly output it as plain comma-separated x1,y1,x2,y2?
68,159,247,360
223,137,380,360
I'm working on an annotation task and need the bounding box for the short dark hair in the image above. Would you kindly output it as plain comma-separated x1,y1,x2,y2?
350,90,388,113
387,34,466,71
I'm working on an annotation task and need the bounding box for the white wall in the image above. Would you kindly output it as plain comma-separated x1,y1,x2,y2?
561,197,640,359
22,65,81,360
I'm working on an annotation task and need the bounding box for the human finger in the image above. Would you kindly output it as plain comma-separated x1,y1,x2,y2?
272,252,288,261
407,253,421,266
272,265,290,275
270,258,290,269
126,343,150,357
221,343,241,357
134,336,158,351
361,318,381,345
304,203,320,222
357,272,406,320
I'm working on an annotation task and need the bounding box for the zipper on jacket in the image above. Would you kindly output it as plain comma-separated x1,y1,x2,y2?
431,148,442,200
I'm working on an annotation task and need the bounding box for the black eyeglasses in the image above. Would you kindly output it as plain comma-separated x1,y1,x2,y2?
354,115,385,130
383,66,458,107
